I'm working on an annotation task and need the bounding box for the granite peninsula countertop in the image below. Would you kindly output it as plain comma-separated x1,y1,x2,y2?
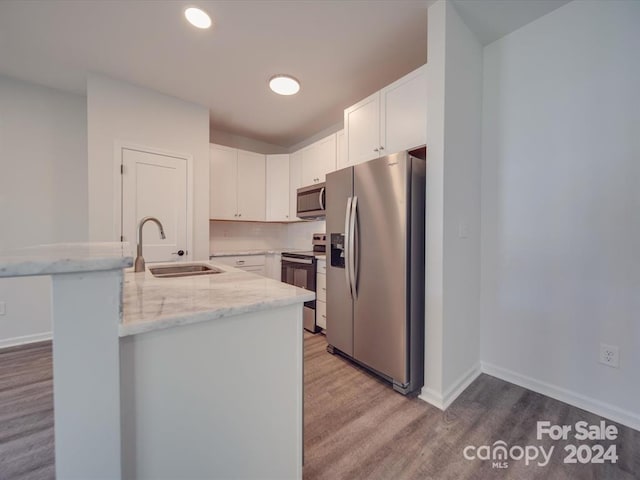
0,242,133,278
120,261,315,337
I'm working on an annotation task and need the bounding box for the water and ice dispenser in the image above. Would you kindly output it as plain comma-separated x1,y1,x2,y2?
330,233,345,269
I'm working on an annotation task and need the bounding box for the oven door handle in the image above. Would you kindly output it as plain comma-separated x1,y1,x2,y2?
282,257,314,265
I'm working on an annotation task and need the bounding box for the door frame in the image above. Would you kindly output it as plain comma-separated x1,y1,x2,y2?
113,141,194,261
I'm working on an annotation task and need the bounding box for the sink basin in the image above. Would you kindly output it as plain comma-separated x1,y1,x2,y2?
149,263,224,278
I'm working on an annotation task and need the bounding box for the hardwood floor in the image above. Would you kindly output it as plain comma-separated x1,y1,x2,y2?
0,336,638,479
303,333,640,480
0,341,54,480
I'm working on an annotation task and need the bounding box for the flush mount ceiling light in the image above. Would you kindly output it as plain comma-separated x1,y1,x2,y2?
184,7,212,29
269,75,301,96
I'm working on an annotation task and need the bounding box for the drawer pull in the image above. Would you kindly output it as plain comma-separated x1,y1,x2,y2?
236,260,245,265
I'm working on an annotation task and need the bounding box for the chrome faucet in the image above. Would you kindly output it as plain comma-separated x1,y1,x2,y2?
134,216,166,272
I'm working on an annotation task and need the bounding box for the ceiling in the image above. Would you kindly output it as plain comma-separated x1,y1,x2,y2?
0,0,570,148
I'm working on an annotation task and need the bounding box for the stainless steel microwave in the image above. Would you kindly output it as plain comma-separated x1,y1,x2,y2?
296,183,326,219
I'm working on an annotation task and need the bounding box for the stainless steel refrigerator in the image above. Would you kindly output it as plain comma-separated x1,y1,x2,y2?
326,150,425,395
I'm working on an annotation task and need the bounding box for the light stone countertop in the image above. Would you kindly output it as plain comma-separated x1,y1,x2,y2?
210,248,308,258
120,261,315,337
0,242,133,278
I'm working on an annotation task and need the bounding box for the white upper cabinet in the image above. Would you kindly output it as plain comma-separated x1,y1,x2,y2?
344,64,427,166
344,92,381,165
210,144,238,220
381,64,427,156
210,144,265,221
289,150,303,221
266,154,290,222
236,149,266,221
300,133,337,186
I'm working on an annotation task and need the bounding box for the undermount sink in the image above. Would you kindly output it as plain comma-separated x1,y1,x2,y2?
149,263,223,278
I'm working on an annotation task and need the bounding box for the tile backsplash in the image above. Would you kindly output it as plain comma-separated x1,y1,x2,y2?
209,220,325,253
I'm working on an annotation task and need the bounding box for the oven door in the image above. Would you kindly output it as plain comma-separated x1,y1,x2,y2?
281,256,318,332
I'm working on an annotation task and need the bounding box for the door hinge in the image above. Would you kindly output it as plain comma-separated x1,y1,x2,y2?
120,235,124,242
120,164,124,174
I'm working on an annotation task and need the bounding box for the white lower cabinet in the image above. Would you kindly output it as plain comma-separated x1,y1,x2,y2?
215,255,266,276
265,253,282,281
316,259,327,331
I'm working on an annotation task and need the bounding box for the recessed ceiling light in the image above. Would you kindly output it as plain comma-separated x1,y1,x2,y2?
184,7,212,29
269,75,301,96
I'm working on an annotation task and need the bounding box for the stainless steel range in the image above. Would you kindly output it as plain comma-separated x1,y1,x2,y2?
281,234,326,333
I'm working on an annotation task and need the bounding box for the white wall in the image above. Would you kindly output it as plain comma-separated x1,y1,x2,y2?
421,0,483,409
0,75,87,346
210,129,288,155
481,0,640,429
87,74,210,260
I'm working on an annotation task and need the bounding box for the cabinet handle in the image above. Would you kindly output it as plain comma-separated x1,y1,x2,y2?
322,314,326,318
379,146,384,151
322,287,326,291
238,213,242,217
373,148,379,152
237,260,245,265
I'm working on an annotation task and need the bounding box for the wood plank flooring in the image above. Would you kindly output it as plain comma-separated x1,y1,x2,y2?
0,341,54,480
0,336,638,479
303,333,640,480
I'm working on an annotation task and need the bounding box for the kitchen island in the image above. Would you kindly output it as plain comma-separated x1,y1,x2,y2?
120,262,314,479
0,243,313,480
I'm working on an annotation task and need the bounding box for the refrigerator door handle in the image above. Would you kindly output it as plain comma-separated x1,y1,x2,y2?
344,196,353,299
349,195,358,297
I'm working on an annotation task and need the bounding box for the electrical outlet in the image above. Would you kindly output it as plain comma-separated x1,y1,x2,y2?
599,344,620,368
0,301,5,315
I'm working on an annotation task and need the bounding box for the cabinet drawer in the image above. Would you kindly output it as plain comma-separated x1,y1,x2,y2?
241,265,266,276
316,273,326,302
317,260,327,275
214,255,266,268
316,300,327,330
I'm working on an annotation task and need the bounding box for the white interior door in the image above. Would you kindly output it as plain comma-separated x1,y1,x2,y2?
122,148,189,263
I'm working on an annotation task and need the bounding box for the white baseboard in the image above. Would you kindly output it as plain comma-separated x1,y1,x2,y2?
419,363,482,410
0,332,52,349
419,386,445,410
481,361,640,432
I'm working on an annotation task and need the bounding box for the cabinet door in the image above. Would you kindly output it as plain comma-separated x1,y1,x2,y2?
237,150,266,221
289,150,303,220
344,92,380,166
300,146,317,186
266,154,290,221
265,254,282,281
210,144,237,220
315,134,336,182
381,64,427,156
301,134,337,185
